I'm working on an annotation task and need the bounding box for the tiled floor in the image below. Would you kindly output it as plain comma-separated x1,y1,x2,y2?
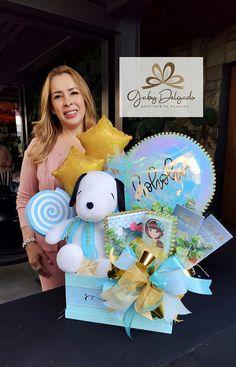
0,261,41,304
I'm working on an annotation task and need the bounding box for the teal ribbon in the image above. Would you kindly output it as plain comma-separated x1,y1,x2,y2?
67,218,81,243
150,255,212,296
60,217,81,242
101,254,212,337
102,278,135,338
61,217,98,260
114,246,138,270
81,222,98,260
124,303,136,339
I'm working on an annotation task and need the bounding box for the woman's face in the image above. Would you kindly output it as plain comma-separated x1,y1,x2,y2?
50,73,86,134
148,227,162,239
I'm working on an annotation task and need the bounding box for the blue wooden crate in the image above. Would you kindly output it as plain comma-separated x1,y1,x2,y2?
65,273,172,334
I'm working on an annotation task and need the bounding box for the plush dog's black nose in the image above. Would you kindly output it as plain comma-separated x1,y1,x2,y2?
86,202,94,209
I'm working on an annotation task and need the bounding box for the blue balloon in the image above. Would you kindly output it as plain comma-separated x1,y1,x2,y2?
107,133,215,213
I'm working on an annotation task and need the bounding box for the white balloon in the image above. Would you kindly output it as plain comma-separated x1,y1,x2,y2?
56,244,83,273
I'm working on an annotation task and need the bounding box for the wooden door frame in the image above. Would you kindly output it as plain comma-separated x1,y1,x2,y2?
211,62,236,218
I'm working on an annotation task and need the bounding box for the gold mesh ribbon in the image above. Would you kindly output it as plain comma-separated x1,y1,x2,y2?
135,283,163,315
101,249,164,318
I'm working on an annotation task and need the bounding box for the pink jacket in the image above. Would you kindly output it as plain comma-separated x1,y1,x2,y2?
16,135,85,251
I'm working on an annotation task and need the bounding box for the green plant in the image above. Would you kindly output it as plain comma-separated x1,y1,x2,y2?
191,107,218,143
124,117,172,144
191,107,218,128
175,234,213,264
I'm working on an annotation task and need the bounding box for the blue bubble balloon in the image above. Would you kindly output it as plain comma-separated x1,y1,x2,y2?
107,133,216,213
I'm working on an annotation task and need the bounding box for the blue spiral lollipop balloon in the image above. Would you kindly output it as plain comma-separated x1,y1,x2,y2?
26,188,75,235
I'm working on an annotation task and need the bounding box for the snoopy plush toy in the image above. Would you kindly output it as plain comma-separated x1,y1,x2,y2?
45,171,125,277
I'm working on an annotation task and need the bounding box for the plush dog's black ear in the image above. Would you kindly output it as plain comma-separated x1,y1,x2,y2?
115,178,126,212
69,173,87,207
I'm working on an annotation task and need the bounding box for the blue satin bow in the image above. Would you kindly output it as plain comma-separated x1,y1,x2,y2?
149,255,212,296
104,252,212,337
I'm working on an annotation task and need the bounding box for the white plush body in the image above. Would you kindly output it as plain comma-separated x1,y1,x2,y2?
45,171,120,276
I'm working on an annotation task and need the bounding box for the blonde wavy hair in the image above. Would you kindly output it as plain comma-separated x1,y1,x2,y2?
28,65,97,164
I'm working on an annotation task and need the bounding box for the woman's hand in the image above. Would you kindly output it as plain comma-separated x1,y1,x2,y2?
25,242,53,278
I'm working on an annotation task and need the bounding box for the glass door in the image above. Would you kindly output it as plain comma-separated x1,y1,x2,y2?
0,83,26,193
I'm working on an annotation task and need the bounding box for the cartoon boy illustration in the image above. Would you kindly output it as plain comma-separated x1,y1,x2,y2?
145,219,164,249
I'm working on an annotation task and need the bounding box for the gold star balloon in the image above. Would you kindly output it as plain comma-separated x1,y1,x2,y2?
53,146,105,195
77,114,132,159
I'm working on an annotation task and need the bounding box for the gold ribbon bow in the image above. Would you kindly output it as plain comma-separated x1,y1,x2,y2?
101,250,163,319
142,62,184,90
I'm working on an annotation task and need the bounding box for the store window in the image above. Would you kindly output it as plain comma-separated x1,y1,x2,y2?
0,84,26,193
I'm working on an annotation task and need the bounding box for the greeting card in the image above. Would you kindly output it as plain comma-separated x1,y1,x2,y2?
142,213,177,263
180,214,233,269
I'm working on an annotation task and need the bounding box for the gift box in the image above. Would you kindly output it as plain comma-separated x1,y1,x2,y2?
25,131,233,337
65,273,173,334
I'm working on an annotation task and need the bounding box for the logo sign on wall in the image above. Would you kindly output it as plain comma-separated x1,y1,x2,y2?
119,57,203,118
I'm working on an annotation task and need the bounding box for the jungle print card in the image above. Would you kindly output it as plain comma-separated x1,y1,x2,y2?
104,210,148,257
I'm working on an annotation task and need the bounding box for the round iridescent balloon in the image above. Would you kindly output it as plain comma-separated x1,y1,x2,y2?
122,133,216,213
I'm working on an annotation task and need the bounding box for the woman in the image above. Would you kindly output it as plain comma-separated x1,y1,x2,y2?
145,219,164,249
16,65,96,291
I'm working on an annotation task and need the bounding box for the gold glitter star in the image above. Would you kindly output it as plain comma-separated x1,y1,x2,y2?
77,258,98,275
53,146,104,195
78,114,132,160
